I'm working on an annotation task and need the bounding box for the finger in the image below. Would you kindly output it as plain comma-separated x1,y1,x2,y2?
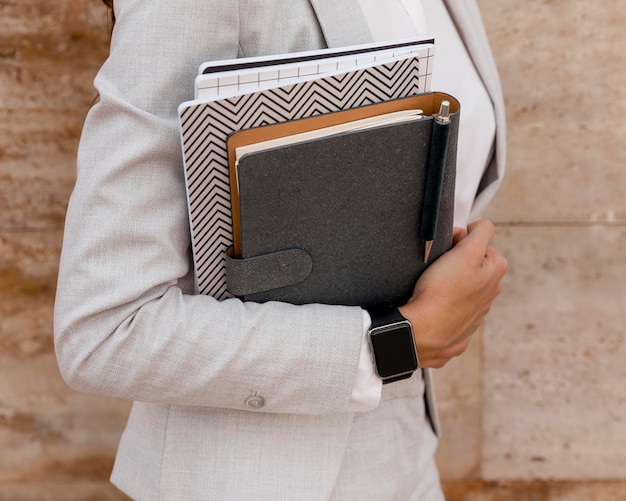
463,219,496,255
453,226,469,245
483,247,508,280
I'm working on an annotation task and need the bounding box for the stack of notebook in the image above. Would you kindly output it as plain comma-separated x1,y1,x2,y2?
178,37,459,307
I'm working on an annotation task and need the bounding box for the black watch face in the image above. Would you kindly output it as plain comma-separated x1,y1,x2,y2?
370,322,418,378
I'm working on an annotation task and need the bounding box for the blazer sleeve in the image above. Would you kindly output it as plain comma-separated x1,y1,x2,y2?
53,0,365,416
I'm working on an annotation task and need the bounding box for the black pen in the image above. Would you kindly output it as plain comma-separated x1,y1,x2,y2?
421,100,451,263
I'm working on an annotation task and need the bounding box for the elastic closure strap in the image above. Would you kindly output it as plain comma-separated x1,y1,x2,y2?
225,247,313,297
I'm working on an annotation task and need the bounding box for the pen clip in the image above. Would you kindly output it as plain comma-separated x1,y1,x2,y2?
435,100,450,125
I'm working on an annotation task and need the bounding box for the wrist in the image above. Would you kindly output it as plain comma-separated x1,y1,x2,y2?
398,300,438,362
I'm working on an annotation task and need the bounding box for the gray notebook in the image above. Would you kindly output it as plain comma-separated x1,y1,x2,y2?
225,97,459,308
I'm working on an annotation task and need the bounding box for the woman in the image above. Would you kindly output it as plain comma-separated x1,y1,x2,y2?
54,0,507,499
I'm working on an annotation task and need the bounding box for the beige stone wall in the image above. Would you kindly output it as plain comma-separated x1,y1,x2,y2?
434,0,626,499
1,2,131,499
0,0,624,499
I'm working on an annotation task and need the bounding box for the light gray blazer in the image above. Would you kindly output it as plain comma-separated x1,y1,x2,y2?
54,0,505,499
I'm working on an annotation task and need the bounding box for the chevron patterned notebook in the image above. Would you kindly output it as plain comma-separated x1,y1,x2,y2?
178,38,435,298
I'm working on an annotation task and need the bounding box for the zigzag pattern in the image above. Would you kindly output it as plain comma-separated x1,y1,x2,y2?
180,55,431,297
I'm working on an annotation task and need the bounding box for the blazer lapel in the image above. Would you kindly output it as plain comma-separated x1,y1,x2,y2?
308,0,373,47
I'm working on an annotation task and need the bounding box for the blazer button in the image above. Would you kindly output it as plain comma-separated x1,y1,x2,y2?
245,395,265,409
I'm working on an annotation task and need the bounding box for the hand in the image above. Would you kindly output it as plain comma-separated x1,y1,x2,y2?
398,219,507,369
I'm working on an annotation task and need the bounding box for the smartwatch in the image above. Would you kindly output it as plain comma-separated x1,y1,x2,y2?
367,305,419,384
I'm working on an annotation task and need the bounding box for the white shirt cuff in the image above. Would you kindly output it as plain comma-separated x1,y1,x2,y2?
347,310,383,412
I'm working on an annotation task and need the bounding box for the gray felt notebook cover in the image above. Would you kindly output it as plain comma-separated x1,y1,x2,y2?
225,111,459,308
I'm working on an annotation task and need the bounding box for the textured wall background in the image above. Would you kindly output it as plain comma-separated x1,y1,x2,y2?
0,1,624,500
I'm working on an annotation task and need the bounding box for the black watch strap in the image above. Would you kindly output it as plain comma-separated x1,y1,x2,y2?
367,304,407,329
